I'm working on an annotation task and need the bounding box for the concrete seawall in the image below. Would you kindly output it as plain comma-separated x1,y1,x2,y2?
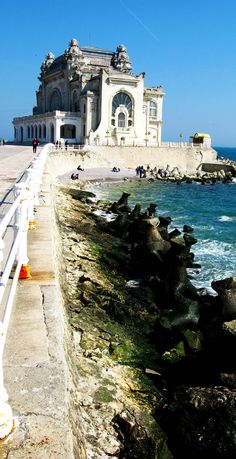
48,145,217,178
1,143,218,457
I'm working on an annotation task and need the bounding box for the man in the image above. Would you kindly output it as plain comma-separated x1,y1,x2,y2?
32,138,38,153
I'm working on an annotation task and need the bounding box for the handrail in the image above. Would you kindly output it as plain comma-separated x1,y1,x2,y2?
0,143,52,439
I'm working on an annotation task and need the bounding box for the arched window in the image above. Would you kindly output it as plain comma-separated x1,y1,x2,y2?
39,125,42,139
27,126,30,139
60,124,76,139
118,112,126,128
112,92,132,116
49,89,62,111
43,124,46,138
149,101,157,117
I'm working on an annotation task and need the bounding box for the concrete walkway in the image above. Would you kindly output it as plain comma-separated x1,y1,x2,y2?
0,146,74,458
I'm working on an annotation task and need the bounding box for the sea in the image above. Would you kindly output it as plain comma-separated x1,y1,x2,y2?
95,146,236,295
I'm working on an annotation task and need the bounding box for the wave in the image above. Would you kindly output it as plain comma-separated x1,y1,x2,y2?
218,215,234,222
196,239,233,256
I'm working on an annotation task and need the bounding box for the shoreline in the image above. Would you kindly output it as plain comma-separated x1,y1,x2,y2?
58,164,236,191
54,183,236,458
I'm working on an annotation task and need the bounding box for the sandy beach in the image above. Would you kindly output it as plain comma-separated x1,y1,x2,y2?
59,166,138,184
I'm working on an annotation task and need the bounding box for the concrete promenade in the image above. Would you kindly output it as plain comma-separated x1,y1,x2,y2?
0,146,73,458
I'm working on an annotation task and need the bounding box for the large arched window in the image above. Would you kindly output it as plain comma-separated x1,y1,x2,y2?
111,91,133,128
49,89,62,111
112,92,132,116
118,112,126,128
149,101,157,117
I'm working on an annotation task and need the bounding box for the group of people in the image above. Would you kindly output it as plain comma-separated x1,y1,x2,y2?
112,166,120,172
135,164,171,180
70,164,84,180
55,140,62,150
55,140,69,150
136,165,147,178
156,167,170,179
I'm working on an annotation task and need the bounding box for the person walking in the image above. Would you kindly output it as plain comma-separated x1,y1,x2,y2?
32,138,38,153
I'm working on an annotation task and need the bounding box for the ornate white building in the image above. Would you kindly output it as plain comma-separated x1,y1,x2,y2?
13,39,164,146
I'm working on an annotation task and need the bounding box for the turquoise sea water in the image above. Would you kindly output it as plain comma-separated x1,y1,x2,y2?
95,146,236,294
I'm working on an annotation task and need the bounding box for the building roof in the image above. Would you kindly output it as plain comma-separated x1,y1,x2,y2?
81,46,114,57
192,133,210,138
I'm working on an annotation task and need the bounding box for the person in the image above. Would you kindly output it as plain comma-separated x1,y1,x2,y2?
65,140,68,150
55,140,59,150
71,172,79,180
139,166,144,178
32,138,38,153
77,164,84,171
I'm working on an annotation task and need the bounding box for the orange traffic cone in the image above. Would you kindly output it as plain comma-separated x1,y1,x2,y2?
19,264,31,279
28,220,36,229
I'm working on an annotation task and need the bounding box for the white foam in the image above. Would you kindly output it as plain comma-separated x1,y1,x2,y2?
93,209,116,221
196,239,232,256
218,215,233,222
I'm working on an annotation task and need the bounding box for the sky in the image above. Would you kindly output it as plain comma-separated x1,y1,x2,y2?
1,0,236,146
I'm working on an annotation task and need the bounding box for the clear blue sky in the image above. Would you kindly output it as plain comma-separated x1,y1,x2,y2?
1,0,236,146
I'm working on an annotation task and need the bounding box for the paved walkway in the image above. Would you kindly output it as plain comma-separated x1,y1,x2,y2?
0,146,73,458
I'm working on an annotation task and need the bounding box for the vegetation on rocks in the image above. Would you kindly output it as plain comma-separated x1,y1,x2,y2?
55,184,236,458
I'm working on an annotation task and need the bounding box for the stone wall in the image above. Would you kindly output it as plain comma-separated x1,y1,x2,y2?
47,145,217,178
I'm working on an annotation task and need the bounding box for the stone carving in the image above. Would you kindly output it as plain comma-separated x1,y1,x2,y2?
112,44,132,74
64,38,85,79
40,52,55,78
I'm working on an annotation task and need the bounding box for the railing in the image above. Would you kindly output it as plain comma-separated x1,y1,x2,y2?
0,143,51,439
50,141,211,150
51,144,85,152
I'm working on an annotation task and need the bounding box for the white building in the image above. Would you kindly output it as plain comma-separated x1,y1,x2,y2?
13,39,164,146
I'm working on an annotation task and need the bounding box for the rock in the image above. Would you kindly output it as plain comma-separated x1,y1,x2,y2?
117,192,130,206
182,329,203,352
147,202,158,217
129,203,142,221
68,189,96,201
161,341,186,364
168,228,181,240
183,224,194,233
183,233,198,247
212,277,236,320
158,385,236,457
112,409,173,459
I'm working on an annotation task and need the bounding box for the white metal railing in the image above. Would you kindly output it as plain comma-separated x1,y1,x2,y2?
50,141,211,150
0,143,51,438
51,144,85,152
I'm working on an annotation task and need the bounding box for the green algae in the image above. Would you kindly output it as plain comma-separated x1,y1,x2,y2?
93,386,115,404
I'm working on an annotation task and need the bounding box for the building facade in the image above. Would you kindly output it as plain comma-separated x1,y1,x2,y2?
13,39,164,146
